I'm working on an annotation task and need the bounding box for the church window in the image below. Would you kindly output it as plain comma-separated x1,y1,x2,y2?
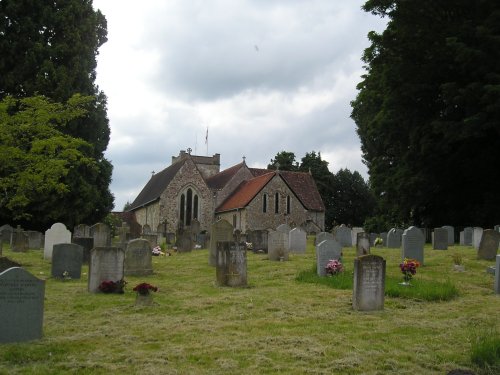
275,192,279,214
233,214,237,228
263,194,267,213
193,195,199,219
186,188,193,226
180,194,185,223
286,195,291,214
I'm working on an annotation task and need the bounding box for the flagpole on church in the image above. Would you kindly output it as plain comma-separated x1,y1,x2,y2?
205,126,208,156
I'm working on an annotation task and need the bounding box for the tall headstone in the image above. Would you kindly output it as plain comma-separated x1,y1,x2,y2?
268,230,289,261
494,255,500,294
11,226,29,253
387,228,403,248
477,230,500,260
460,231,465,245
463,227,473,246
88,247,125,293
176,228,192,253
209,219,233,266
472,227,484,250
44,223,71,260
334,225,352,247
90,223,111,247
351,227,364,247
442,225,455,245
402,226,425,264
433,228,448,250
72,237,94,264
316,239,342,277
124,239,153,276
288,227,307,254
0,267,45,343
216,241,247,287
356,232,371,256
51,243,83,279
352,255,386,311
73,224,91,238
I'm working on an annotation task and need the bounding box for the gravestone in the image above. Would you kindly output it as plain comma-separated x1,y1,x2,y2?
477,230,500,260
387,228,403,248
472,227,483,250
268,230,289,261
197,233,208,248
176,228,192,253
288,227,307,254
433,228,448,250
246,229,268,253
442,225,455,245
334,225,352,247
380,232,388,246
90,223,111,247
44,223,72,260
191,219,201,242
402,226,424,264
276,223,291,235
0,267,45,343
166,232,176,244
351,227,364,247
0,224,14,244
142,224,152,234
209,220,234,266
495,255,500,294
352,255,386,311
463,227,473,246
72,237,94,264
25,231,43,249
316,239,342,277
369,233,378,246
356,232,371,256
73,224,91,238
51,243,83,279
316,231,333,245
216,241,247,287
88,247,125,293
141,233,158,247
124,238,153,276
118,223,130,244
11,226,29,252
460,231,465,245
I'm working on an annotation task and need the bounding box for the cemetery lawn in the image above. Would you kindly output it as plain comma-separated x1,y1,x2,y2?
1,240,499,375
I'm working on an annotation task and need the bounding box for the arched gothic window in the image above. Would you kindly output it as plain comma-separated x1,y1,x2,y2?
179,187,201,227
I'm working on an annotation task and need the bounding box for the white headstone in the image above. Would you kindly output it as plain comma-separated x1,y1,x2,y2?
288,227,307,254
44,223,71,260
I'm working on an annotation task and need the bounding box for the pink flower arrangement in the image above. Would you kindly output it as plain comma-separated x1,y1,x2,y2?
325,259,344,276
399,258,420,282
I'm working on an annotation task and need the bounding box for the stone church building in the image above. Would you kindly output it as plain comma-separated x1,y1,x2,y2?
128,150,325,233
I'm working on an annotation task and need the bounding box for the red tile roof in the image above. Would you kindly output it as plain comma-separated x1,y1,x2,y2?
206,162,244,189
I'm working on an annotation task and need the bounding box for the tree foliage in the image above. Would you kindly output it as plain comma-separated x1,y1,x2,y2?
0,0,113,227
0,95,109,230
267,151,299,171
352,0,500,227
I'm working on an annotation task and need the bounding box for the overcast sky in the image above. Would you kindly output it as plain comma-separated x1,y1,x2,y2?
92,0,387,211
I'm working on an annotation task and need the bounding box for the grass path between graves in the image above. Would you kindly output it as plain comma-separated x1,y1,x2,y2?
0,239,498,375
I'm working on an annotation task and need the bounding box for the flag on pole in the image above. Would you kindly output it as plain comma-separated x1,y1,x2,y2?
205,127,208,144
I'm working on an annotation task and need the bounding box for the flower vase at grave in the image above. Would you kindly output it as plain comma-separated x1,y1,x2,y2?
135,292,154,306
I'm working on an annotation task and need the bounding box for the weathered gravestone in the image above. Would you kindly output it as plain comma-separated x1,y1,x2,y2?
0,267,45,343
176,227,193,253
460,231,465,245
442,225,455,245
402,226,425,264
141,233,158,247
495,255,500,294
351,227,364,247
276,223,291,239
88,247,125,293
477,229,500,260
142,224,152,235
268,230,289,261
25,231,43,249
73,224,91,238
473,227,484,250
90,223,111,247
316,239,342,277
369,233,378,246
380,232,388,246
191,219,201,242
433,228,448,250
11,226,29,253
334,225,352,247
72,237,94,264
51,243,83,279
387,228,403,248
352,255,386,311
246,229,268,253
288,227,307,254
356,232,371,256
0,224,14,244
463,227,473,246
316,231,333,245
166,232,176,244
216,241,247,287
209,220,233,266
124,238,153,276
44,223,72,260
118,223,130,244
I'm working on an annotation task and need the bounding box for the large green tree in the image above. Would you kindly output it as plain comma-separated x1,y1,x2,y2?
267,151,299,171
352,0,500,227
0,0,113,227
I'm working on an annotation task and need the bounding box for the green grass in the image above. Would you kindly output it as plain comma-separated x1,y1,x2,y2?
471,329,500,373
0,239,499,375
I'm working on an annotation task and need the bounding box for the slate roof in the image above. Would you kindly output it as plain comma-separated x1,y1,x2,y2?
215,170,325,213
205,162,244,190
128,158,186,211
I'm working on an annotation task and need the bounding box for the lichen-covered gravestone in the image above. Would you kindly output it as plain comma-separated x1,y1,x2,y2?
216,241,247,287
268,230,289,261
90,223,111,247
352,255,386,311
124,238,153,276
356,232,370,256
88,247,125,293
477,230,500,260
0,267,45,343
209,219,233,266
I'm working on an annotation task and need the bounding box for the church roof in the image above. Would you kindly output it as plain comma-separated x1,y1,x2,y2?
279,170,325,212
205,162,244,190
128,158,186,211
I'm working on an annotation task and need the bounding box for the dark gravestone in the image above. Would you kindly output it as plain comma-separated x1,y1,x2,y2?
352,255,386,311
176,228,193,253
387,228,403,248
72,237,94,264
166,232,176,244
0,224,14,244
402,226,424,265
51,243,83,279
477,229,500,260
216,241,247,287
88,247,125,293
124,239,153,276
369,233,378,246
433,228,448,250
442,225,455,245
247,229,268,253
463,227,473,246
11,226,29,253
0,267,45,343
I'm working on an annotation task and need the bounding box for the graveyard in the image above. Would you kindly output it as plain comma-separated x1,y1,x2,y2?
0,232,498,375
